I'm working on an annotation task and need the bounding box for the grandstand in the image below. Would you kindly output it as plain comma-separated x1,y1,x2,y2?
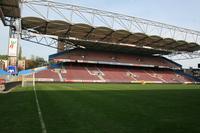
44,48,193,83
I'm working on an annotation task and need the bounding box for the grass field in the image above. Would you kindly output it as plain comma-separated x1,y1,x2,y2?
0,83,200,133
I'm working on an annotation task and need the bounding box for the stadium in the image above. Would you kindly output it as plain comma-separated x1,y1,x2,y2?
0,0,200,133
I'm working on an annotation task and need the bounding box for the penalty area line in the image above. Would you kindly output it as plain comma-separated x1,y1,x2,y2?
33,86,47,133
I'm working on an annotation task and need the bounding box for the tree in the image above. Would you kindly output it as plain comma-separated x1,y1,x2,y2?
26,60,37,69
35,56,47,66
25,56,48,69
0,55,8,60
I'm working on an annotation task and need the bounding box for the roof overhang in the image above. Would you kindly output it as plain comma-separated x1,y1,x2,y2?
64,38,171,55
0,0,21,18
21,17,200,54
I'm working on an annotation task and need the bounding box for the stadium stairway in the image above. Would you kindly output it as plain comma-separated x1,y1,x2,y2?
126,71,137,81
53,69,63,82
85,67,105,81
144,70,166,83
57,71,64,82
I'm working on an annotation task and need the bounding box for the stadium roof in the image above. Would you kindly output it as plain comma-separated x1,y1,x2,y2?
0,0,21,18
22,17,200,54
66,39,171,55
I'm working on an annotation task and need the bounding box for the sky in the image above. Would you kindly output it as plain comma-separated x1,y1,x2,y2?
0,0,200,68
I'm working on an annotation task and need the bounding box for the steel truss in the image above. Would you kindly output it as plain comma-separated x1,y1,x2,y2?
21,31,59,49
20,0,200,60
21,31,82,50
21,0,200,43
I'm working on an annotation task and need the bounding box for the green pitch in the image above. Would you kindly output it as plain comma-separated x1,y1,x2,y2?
0,83,200,133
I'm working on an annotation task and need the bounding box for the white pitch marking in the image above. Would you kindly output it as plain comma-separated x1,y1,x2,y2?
33,86,47,133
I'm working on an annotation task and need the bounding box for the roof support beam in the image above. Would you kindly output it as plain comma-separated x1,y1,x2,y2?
170,43,187,50
100,31,115,41
131,36,149,46
156,41,175,49
148,39,163,47
83,27,95,40
116,34,132,43
0,8,6,26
